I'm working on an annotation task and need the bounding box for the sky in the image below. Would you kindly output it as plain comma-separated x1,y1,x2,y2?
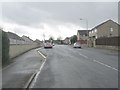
0,1,118,40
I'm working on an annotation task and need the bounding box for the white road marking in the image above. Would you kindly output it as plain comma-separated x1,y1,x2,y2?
37,51,46,59
79,53,88,59
30,50,47,88
93,60,118,71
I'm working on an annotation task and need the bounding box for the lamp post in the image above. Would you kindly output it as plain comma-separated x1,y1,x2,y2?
80,18,89,47
80,18,88,31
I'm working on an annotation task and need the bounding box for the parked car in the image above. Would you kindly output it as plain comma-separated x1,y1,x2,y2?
73,42,81,48
44,42,53,48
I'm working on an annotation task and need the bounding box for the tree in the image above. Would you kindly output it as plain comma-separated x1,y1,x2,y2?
49,36,54,41
49,36,54,43
70,35,77,44
57,36,62,44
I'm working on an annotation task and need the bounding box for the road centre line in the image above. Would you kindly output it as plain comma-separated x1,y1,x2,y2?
93,60,118,71
79,53,88,59
78,53,118,72
29,51,47,88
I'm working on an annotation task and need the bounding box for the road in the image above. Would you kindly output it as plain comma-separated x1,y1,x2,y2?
2,45,118,88
30,45,118,88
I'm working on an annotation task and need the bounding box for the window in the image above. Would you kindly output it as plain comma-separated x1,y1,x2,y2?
95,35,97,39
94,29,97,32
110,28,113,32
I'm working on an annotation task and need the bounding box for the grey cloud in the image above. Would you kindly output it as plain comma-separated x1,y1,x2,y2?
2,2,53,25
2,2,118,29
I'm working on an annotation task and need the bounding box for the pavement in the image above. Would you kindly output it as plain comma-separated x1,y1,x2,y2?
2,45,118,88
2,48,44,88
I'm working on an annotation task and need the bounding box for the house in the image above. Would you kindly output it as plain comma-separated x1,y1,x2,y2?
7,32,25,45
63,37,71,45
22,35,36,44
77,30,90,44
34,39,42,44
89,19,120,48
89,19,119,39
34,39,43,46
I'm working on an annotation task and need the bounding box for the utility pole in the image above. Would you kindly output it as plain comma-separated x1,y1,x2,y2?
43,33,45,43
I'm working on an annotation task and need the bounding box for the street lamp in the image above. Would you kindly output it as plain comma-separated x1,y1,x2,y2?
80,18,88,31
80,18,89,46
43,33,45,41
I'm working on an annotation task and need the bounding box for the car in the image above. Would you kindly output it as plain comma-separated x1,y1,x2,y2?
44,42,53,48
52,43,55,46
73,42,81,48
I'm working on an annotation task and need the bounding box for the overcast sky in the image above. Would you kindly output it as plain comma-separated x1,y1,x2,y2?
0,2,118,40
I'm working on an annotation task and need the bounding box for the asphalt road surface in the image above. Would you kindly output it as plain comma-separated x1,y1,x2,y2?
30,45,118,88
2,45,118,88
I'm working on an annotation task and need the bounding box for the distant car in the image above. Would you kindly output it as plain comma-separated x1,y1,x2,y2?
44,42,53,48
52,43,55,46
73,42,81,48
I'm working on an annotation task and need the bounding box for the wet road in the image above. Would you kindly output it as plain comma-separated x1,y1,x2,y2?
2,45,118,88
30,45,118,88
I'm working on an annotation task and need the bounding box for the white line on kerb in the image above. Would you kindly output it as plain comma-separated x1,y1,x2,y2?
30,51,47,88
37,51,46,59
93,60,118,71
79,53,88,59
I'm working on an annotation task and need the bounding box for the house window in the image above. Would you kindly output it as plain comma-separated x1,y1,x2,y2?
109,28,113,36
95,35,97,39
110,28,113,32
94,29,97,32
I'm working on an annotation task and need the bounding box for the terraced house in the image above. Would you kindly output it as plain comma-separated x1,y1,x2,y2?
77,30,89,46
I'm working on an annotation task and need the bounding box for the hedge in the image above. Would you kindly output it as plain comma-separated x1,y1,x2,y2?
2,30,10,65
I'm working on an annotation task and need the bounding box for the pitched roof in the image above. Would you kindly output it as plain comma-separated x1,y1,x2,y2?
34,39,42,44
77,30,90,36
65,37,70,39
7,32,24,41
91,19,120,30
22,35,34,42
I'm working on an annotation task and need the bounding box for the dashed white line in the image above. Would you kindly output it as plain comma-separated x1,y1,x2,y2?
29,50,47,88
93,60,118,71
79,53,88,59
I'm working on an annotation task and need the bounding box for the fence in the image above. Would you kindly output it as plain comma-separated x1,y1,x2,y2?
9,38,37,45
96,36,120,46
78,40,87,44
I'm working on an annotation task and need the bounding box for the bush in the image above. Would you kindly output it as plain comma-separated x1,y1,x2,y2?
0,30,2,68
2,30,10,65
